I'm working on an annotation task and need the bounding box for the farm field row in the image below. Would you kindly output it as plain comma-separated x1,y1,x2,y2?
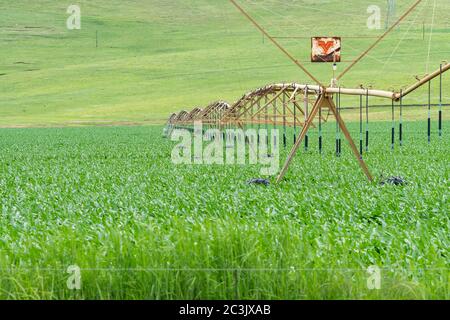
0,122,448,299
1,0,449,126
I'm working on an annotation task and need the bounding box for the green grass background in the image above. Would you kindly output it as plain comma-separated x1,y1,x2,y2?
0,122,448,299
0,0,449,126
0,0,448,300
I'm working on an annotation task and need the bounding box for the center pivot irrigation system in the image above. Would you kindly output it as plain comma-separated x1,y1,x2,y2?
165,0,449,183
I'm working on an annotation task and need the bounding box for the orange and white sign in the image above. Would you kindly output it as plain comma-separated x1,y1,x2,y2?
311,37,341,63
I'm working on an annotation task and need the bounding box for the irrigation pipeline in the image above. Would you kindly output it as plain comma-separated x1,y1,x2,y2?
337,103,450,111
167,62,448,152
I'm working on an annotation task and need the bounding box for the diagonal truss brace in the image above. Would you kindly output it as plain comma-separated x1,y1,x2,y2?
276,95,374,183
337,0,423,81
229,0,324,87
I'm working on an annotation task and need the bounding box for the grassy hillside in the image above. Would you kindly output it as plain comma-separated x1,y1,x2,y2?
0,0,449,126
